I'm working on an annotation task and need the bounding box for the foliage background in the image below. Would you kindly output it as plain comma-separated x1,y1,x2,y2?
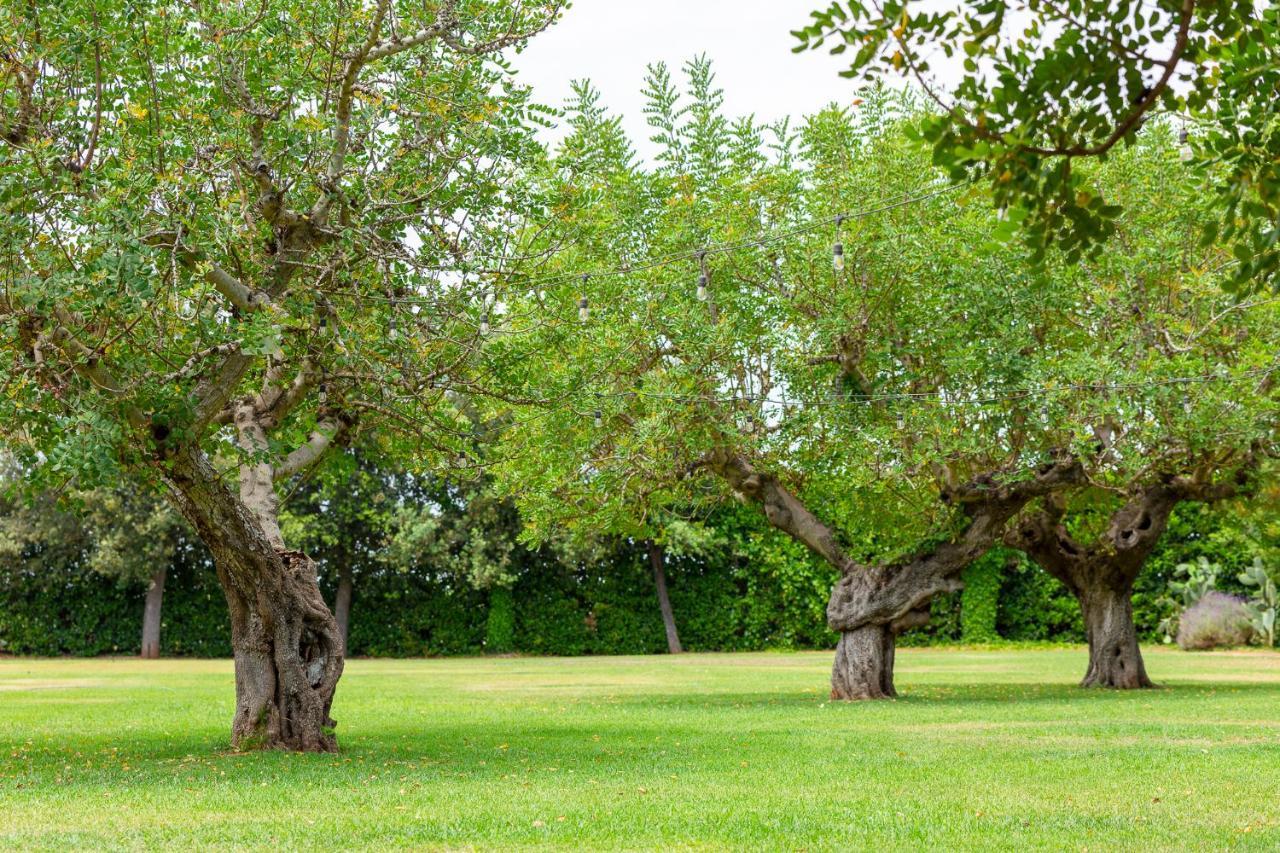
3,500,1273,657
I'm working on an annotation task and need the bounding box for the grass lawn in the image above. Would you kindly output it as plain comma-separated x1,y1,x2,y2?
2,647,1278,850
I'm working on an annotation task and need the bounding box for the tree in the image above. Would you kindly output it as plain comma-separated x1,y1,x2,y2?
0,0,561,750
994,136,1280,687
793,2,1280,291
494,66,1280,698
484,72,1097,699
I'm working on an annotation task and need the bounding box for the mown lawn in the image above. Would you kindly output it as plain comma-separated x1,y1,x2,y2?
2,647,1278,850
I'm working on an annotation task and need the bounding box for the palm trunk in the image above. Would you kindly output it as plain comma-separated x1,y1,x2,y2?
139,566,166,659
647,540,682,654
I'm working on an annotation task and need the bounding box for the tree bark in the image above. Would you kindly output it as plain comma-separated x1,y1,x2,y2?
831,624,896,699
647,540,682,654
334,561,353,650
1078,583,1152,688
161,444,343,752
139,566,166,659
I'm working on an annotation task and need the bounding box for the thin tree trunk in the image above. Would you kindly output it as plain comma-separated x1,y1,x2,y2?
163,444,343,752
1078,582,1152,689
139,566,166,659
647,540,682,654
334,561,353,651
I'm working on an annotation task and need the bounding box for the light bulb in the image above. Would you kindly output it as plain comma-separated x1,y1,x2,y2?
318,384,328,404
833,242,845,272
479,313,490,336
318,316,329,336
697,273,708,301
578,296,589,323
1178,127,1193,162
388,317,399,340
593,410,603,428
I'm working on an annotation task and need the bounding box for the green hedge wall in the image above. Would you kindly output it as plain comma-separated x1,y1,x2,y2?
2,504,1262,657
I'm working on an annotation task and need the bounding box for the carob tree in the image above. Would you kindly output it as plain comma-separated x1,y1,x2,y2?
1005,465,1257,689
485,74,1103,698
0,0,561,750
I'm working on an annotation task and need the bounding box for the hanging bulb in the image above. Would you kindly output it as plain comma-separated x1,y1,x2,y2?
593,410,603,428
318,315,329,336
896,414,905,431
697,273,709,302
1178,127,1193,163
479,313,491,337
174,296,197,321
388,315,399,340
578,296,590,323
317,383,328,404
833,214,846,272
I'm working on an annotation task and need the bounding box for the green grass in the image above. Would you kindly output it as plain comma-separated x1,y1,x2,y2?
2,647,1279,850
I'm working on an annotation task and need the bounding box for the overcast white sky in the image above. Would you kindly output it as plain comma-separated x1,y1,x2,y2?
511,1,868,156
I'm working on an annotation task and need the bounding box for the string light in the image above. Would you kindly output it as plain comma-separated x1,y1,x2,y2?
833,214,846,273
696,250,709,301
1178,126,1193,163
318,315,329,336
578,296,590,323
593,409,603,428
479,313,491,337
318,383,328,404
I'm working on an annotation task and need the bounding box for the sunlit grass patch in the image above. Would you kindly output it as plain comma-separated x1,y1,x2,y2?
2,647,1278,850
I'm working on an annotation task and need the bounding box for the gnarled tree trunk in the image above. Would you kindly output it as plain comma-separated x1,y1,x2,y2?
139,566,166,659
831,623,896,699
162,443,344,752
1078,582,1151,688
1005,490,1178,690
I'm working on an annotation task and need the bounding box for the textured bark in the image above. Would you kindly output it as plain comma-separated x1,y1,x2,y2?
1079,585,1152,688
647,540,682,654
161,444,343,752
831,624,895,699
708,450,1087,700
334,561,353,649
139,566,166,659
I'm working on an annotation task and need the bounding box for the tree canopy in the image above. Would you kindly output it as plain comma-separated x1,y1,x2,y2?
794,1,1280,291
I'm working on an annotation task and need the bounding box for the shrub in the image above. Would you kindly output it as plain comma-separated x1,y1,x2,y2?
1176,592,1254,650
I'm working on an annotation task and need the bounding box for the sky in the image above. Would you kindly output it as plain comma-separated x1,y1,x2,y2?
511,0,869,157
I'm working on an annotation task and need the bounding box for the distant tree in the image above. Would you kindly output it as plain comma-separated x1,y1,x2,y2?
793,2,1280,291
0,0,562,750
0,459,190,657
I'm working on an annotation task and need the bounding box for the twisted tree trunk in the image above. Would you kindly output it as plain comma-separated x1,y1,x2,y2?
162,443,343,752
139,566,166,659
1079,582,1151,688
831,624,896,699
